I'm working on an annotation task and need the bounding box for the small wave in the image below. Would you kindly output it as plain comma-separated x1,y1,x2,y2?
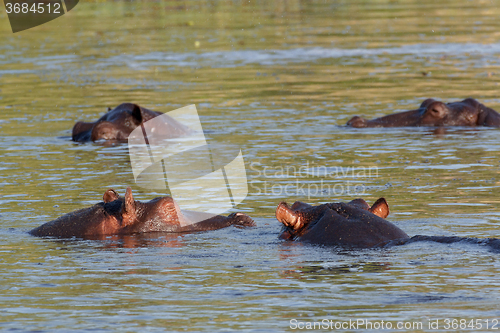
107,42,500,68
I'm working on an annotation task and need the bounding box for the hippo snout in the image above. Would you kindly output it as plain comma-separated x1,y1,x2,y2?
346,116,368,128
228,212,255,227
276,202,304,231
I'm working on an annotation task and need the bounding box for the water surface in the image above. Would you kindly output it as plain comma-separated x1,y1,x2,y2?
2,0,500,331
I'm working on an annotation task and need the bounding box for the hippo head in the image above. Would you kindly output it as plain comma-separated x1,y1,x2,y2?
30,187,181,237
347,98,500,128
30,187,254,238
276,198,409,248
72,103,162,143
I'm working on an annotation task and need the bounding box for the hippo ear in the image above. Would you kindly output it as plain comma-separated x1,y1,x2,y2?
107,107,112,111
122,187,136,215
131,104,143,125
103,189,120,203
118,187,137,227
369,198,390,218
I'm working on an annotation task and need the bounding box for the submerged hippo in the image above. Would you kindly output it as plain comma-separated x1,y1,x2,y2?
72,103,191,143
276,198,407,247
30,187,254,238
276,198,500,250
347,98,500,128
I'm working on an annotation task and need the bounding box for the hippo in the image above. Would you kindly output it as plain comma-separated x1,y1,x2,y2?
276,198,500,250
347,98,500,128
276,198,407,248
30,187,254,238
72,103,191,143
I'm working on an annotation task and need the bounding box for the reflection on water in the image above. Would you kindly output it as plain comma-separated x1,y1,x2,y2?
2,0,500,331
72,232,187,249
281,261,391,280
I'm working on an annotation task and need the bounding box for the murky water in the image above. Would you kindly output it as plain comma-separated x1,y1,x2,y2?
2,0,500,331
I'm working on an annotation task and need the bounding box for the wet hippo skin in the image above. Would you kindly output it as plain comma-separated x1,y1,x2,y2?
30,187,255,238
347,98,500,128
276,198,408,248
276,198,500,250
72,103,191,143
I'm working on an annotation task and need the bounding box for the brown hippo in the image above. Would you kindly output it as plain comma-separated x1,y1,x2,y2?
347,98,500,128
30,187,254,238
276,198,500,250
72,103,191,143
276,198,408,248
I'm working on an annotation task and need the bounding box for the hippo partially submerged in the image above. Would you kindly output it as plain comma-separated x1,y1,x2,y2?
347,98,500,128
276,198,500,250
276,198,407,247
72,103,191,143
30,187,254,238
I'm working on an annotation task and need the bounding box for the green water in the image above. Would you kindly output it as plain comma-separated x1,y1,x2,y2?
2,0,500,331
